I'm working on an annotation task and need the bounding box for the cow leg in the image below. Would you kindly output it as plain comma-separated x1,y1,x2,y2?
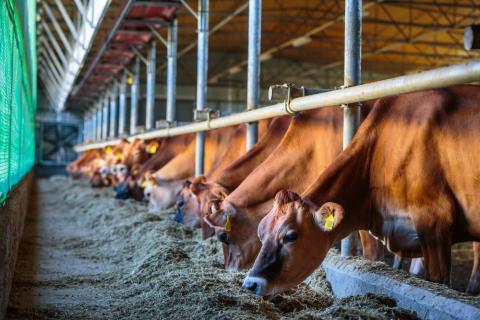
418,229,451,285
466,242,480,295
409,258,424,277
359,230,384,261
392,255,403,270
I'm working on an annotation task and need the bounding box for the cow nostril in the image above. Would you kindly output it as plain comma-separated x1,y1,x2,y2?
145,192,151,198
243,280,257,292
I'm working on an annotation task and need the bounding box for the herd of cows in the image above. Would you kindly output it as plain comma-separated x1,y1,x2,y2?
68,85,480,297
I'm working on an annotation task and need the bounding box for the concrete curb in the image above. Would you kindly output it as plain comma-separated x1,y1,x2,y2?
322,252,480,320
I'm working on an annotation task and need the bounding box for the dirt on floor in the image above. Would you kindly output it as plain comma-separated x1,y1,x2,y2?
6,176,424,319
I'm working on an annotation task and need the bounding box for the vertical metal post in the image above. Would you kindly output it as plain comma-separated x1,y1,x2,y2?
166,18,178,124
96,103,102,141
87,116,92,142
130,57,140,135
341,0,362,257
146,41,157,131
118,72,127,136
246,0,261,150
91,112,97,142
109,82,118,138
83,118,87,143
195,0,209,176
89,116,94,141
102,95,109,140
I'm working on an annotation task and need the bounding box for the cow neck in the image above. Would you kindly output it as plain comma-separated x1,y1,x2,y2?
213,118,290,190
303,126,377,241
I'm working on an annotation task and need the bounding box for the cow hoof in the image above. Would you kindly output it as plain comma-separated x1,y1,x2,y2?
466,278,480,295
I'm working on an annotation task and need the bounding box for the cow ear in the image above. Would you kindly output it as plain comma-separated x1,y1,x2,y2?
313,202,344,232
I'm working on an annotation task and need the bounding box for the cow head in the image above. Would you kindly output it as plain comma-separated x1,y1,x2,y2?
129,139,150,165
144,177,184,212
112,164,129,182
242,190,344,296
175,176,229,235
90,169,110,188
175,180,198,227
204,200,263,271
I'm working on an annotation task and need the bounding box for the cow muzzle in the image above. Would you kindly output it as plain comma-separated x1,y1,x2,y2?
242,276,268,296
114,182,130,200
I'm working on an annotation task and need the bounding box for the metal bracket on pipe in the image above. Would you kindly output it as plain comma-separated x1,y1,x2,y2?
118,131,129,138
268,84,300,114
194,108,219,122
268,83,332,101
339,84,362,109
155,120,177,129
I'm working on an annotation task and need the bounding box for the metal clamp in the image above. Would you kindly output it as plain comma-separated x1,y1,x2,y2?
338,85,362,109
194,108,219,122
269,83,333,115
155,120,177,129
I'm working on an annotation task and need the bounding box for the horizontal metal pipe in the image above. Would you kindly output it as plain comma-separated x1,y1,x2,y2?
73,60,480,152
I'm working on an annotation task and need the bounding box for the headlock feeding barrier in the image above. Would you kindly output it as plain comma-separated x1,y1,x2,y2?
73,0,480,258
0,0,37,204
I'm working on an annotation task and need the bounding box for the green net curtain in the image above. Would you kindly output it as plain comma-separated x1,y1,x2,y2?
0,0,37,204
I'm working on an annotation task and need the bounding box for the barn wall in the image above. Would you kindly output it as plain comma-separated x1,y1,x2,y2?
0,172,33,318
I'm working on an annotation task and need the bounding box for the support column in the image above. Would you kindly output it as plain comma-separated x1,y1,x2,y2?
341,0,362,257
109,82,118,138
166,18,178,124
96,102,102,141
146,41,157,131
195,0,209,176
102,95,109,140
91,115,95,141
82,118,87,143
246,0,261,150
118,73,127,136
130,57,140,135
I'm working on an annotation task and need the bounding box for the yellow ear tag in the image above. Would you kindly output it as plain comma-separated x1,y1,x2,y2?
148,144,158,154
324,210,335,231
105,146,113,155
224,214,232,232
115,151,122,160
219,191,227,200
140,180,148,188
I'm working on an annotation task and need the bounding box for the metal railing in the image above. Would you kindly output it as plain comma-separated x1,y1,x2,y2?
74,59,480,152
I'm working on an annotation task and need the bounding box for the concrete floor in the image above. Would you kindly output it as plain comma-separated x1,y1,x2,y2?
6,180,113,319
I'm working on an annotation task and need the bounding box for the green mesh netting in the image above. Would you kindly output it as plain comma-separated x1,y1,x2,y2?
0,0,37,204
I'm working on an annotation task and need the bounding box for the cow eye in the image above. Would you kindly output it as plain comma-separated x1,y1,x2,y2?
283,231,298,243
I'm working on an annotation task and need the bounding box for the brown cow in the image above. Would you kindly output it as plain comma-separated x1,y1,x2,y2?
243,85,480,296
115,134,194,200
145,126,241,212
204,107,362,270
90,139,130,187
67,149,104,179
176,120,276,231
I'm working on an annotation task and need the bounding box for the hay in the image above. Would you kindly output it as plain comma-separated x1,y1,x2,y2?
7,176,418,319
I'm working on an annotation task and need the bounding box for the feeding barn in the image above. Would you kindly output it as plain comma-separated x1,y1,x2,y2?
2,0,480,319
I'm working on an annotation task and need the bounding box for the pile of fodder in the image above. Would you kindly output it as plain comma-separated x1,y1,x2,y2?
21,176,419,319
